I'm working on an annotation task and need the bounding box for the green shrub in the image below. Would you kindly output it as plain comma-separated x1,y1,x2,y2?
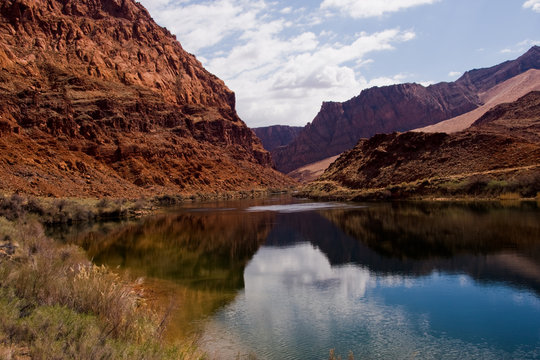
0,218,202,360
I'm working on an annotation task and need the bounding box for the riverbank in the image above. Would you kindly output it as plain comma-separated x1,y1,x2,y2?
0,189,296,359
0,188,293,224
0,193,228,360
299,170,540,202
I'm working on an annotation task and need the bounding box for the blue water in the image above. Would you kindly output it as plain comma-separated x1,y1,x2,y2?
75,199,540,359
201,201,540,359
206,246,540,359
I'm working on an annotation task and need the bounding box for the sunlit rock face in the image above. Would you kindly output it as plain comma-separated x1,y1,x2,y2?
0,0,294,197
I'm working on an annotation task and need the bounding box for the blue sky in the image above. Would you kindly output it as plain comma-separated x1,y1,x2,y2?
138,0,540,127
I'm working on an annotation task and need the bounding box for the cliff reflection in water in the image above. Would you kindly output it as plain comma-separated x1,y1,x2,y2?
77,209,274,290
204,201,540,359
71,206,275,338
265,201,540,294
68,199,540,350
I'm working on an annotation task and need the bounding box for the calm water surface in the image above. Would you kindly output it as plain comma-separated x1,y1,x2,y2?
66,198,540,359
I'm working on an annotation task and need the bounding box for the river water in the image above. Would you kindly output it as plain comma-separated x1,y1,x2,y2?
64,197,540,359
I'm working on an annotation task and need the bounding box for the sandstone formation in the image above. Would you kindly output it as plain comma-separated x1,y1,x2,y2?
0,0,294,197
416,69,540,133
252,125,303,152
304,91,540,199
287,155,339,183
274,46,540,173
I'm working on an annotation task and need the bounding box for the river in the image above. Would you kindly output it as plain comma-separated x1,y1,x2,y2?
60,197,540,359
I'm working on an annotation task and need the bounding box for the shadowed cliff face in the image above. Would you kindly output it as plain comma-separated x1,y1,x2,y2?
0,0,294,197
305,91,540,198
273,47,540,173
252,125,303,152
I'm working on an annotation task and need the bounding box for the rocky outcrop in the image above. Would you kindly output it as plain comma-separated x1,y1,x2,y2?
457,46,540,93
273,47,540,173
0,0,294,197
304,92,540,199
471,91,540,141
252,125,303,152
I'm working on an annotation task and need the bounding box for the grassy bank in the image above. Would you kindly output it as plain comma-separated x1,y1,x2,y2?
0,189,295,359
0,188,293,225
0,196,207,359
300,169,540,202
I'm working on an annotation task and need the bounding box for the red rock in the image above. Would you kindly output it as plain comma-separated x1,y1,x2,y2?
313,91,540,194
252,125,303,152
274,47,540,173
0,0,294,197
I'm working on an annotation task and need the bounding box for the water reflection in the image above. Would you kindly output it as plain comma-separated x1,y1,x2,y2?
66,199,540,358
204,201,540,359
68,204,276,338
319,202,540,293
78,210,275,290
208,241,540,359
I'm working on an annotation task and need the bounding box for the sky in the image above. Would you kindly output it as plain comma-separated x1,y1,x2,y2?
138,0,540,128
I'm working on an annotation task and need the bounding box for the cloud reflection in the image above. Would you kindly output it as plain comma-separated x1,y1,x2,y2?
246,243,374,298
202,242,540,360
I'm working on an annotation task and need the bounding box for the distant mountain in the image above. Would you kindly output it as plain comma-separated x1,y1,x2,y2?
416,69,540,133
0,0,293,197
252,125,303,152
304,91,540,200
273,46,540,173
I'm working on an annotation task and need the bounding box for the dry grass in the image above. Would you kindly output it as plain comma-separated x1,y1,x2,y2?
302,167,540,202
0,217,203,360
0,194,149,225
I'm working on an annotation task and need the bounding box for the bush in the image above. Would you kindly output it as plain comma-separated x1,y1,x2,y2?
0,218,201,360
0,194,25,220
155,195,183,206
463,175,489,195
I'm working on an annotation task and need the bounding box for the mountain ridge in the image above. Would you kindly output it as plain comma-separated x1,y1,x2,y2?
303,91,540,200
272,46,540,173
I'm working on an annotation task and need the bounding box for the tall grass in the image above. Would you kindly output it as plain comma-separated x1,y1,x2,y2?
0,217,202,359
0,194,139,225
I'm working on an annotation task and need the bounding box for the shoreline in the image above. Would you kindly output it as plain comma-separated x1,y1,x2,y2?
298,170,540,203
1,189,538,359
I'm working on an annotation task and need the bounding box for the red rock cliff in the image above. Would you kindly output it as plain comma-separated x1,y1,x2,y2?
273,47,540,173
0,0,293,196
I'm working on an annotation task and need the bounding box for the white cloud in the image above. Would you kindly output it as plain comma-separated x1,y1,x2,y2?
500,39,539,54
523,0,540,12
138,0,418,127
419,80,434,87
280,6,292,14
320,0,438,18
209,29,416,127
448,71,461,78
139,0,268,53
